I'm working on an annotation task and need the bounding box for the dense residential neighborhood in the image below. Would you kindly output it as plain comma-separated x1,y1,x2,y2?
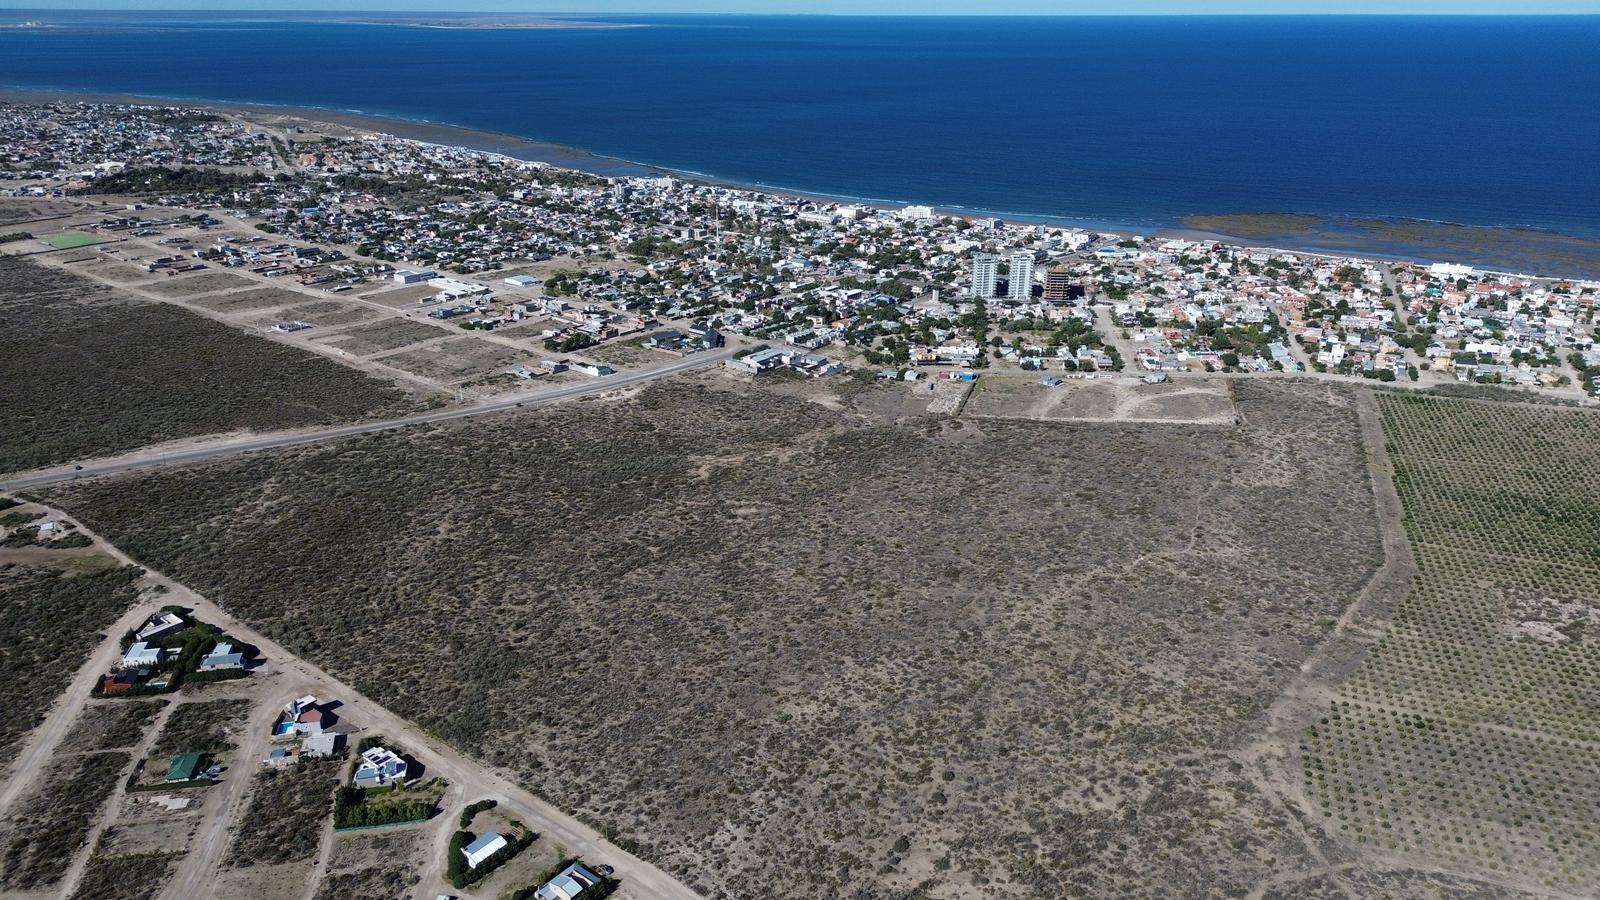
4,101,1596,399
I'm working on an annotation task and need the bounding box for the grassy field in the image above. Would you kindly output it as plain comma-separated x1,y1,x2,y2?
44,232,104,250
0,255,415,473
42,376,1390,898
1301,395,1600,894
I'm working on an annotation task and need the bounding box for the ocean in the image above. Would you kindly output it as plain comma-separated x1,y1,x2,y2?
2,11,1598,267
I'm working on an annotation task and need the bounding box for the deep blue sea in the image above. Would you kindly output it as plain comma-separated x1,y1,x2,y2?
2,11,1598,242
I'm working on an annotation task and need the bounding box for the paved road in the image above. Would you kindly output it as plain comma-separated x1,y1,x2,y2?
0,348,736,492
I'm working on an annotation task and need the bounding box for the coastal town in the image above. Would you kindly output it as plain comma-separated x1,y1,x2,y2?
2,100,1597,401
5,91,1600,900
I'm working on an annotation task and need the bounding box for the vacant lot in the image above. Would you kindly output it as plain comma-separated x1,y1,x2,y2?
964,375,1237,424
0,557,144,770
266,300,378,328
187,285,312,314
60,700,168,754
314,317,441,356
312,828,426,900
0,197,82,226
67,850,182,900
0,749,131,890
0,256,414,473
140,270,253,298
382,335,527,381
224,758,342,869
45,376,1390,897
1301,395,1600,895
149,698,250,758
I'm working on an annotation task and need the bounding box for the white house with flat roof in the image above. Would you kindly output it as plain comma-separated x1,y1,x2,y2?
120,641,162,670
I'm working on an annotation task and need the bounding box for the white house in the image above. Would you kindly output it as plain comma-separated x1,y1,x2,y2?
461,832,508,869
352,746,408,788
535,862,603,900
135,611,185,642
120,641,163,670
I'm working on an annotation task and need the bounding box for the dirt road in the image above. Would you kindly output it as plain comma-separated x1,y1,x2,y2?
21,501,702,900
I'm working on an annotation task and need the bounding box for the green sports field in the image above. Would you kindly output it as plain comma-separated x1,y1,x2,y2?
44,232,103,249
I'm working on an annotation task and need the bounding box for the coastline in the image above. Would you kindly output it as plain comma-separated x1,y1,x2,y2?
4,84,1598,280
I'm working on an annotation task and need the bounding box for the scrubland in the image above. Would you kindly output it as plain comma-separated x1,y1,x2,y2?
42,375,1392,897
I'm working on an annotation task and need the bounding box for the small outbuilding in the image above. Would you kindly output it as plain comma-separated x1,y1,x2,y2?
461,832,508,869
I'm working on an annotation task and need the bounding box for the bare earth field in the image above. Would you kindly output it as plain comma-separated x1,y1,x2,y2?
41,375,1404,898
964,375,1238,424
260,299,379,328
186,285,317,314
0,255,414,473
139,270,255,298
0,197,86,226
381,335,528,382
312,317,442,356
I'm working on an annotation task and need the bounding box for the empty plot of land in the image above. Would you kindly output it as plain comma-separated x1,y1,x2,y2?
0,554,145,770
313,317,442,356
0,255,412,473
311,827,426,900
965,376,1238,424
60,700,168,755
382,336,528,381
363,283,441,308
68,255,164,283
0,197,83,225
99,816,201,857
187,286,315,314
141,270,254,298
45,378,1387,899
67,850,182,900
149,698,250,758
266,300,379,328
225,758,342,870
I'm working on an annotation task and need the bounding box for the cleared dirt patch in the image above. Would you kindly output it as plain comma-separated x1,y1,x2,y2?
382,336,528,381
964,375,1237,424
141,270,254,298
99,817,200,857
314,318,442,356
187,286,314,314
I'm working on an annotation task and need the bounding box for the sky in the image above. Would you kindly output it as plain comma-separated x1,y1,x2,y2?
5,1,1600,13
